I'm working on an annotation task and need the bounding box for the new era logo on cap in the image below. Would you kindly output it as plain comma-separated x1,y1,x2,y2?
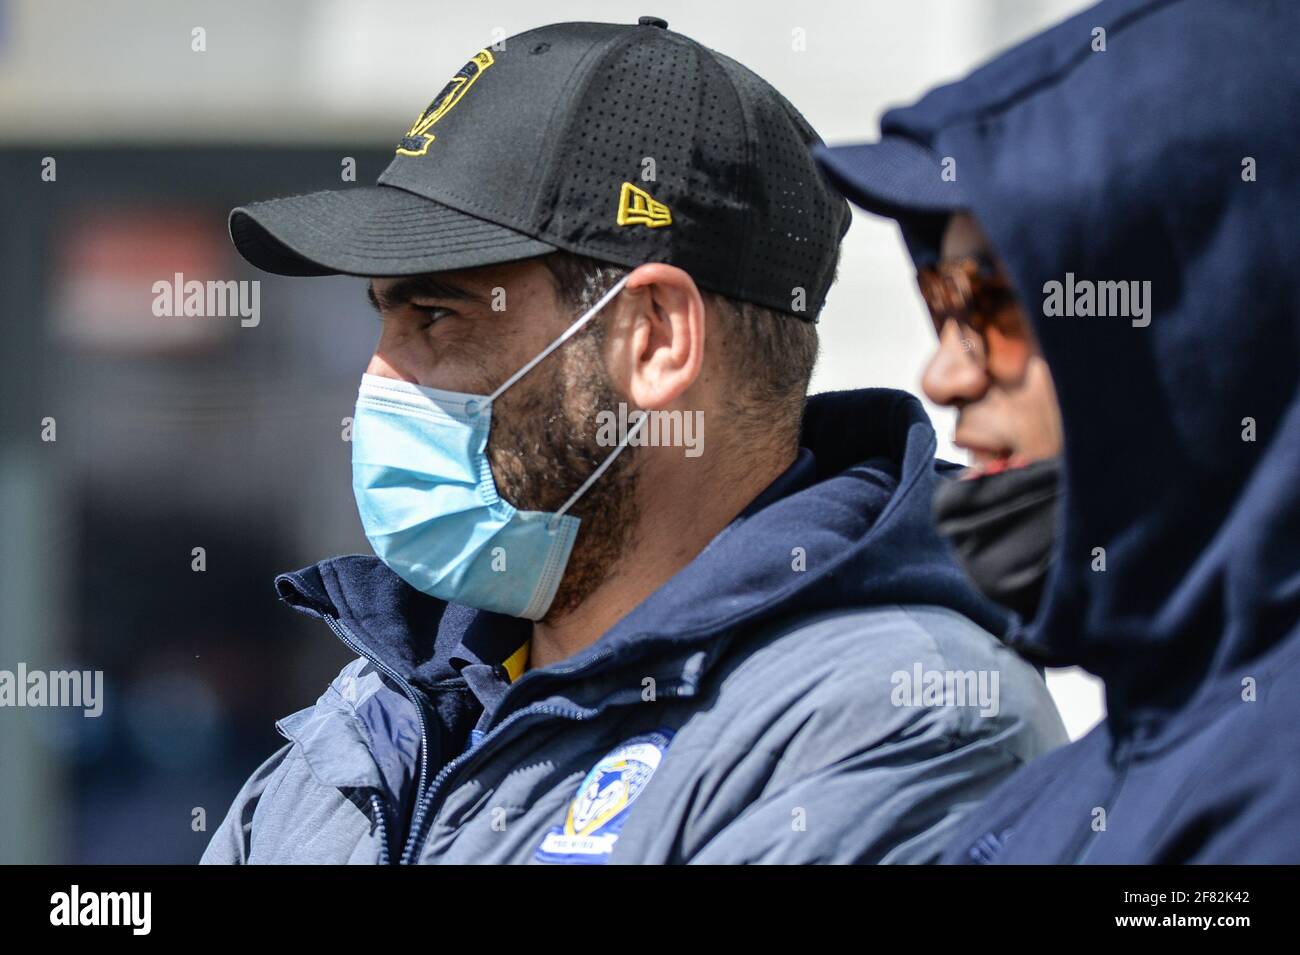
229,17,849,319
617,182,672,229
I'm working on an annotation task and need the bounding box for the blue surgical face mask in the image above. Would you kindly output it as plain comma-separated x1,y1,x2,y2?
351,274,645,620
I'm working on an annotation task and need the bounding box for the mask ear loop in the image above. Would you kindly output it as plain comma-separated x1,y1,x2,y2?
546,411,649,532
464,273,634,419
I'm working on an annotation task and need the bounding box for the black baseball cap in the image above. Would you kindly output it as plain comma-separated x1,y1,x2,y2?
230,16,850,319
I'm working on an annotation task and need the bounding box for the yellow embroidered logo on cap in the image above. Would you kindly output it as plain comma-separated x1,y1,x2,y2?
616,182,673,228
397,49,495,157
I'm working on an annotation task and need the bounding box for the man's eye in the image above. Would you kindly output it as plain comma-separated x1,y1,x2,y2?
412,305,453,326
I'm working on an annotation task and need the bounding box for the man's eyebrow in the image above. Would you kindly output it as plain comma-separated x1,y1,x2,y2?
365,275,484,312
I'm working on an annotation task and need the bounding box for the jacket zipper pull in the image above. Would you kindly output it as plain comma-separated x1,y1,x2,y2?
369,792,393,865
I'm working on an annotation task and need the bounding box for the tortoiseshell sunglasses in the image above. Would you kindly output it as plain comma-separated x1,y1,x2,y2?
915,255,1031,375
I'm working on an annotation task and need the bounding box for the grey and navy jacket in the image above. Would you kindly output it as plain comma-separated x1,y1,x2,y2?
202,388,1067,864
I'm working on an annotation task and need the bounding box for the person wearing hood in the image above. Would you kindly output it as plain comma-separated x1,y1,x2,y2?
201,18,1066,865
816,0,1300,863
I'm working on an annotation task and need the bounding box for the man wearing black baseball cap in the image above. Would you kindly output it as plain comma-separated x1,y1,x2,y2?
203,17,1064,865
816,0,1300,862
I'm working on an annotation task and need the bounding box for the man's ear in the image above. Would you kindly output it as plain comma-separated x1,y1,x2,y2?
606,263,705,411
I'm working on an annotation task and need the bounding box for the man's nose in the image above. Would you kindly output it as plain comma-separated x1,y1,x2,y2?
921,319,988,407
365,323,423,382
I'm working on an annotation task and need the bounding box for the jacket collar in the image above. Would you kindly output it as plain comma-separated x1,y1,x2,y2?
435,450,819,687
274,389,1010,712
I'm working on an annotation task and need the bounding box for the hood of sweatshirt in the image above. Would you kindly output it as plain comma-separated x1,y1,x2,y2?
829,0,1300,730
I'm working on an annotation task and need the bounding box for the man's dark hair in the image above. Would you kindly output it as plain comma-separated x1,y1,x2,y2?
541,250,820,453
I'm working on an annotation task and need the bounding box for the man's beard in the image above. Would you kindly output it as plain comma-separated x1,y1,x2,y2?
486,328,641,622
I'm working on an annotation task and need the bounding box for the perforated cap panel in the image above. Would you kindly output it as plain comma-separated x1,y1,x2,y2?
536,25,850,317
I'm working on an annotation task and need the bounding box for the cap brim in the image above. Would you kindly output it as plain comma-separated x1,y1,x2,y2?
229,185,557,277
814,137,965,218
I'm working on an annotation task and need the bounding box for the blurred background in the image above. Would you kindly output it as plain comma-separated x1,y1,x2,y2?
0,0,1102,863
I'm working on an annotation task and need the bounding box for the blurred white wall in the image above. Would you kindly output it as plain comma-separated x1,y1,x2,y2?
0,0,1105,738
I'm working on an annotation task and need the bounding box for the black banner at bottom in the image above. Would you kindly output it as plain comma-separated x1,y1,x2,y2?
0,864,1285,940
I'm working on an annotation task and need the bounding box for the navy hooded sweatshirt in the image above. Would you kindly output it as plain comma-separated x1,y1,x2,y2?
856,0,1300,863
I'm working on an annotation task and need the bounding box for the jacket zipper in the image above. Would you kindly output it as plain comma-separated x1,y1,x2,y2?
325,611,608,864
400,647,705,863
400,701,596,864
320,613,695,864
369,792,392,865
323,614,429,864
